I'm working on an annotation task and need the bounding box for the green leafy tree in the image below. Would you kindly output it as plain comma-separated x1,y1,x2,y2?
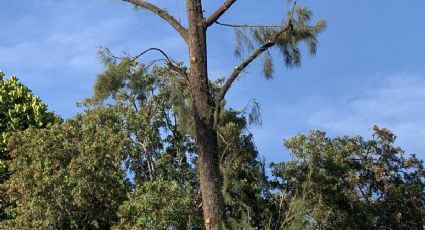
218,108,269,229
88,62,203,229
92,60,269,228
3,62,423,230
0,71,58,221
113,1,325,227
92,59,196,185
270,126,425,229
115,179,202,229
1,107,130,229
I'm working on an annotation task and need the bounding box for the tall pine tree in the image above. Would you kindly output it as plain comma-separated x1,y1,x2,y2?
112,1,325,228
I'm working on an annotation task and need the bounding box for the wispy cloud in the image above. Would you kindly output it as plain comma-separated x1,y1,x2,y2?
308,75,425,132
299,74,425,157
250,73,425,163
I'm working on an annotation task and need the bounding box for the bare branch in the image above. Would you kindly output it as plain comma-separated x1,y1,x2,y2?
133,48,189,82
213,22,292,128
123,0,188,43
102,47,188,84
133,47,172,62
215,21,281,28
205,0,237,27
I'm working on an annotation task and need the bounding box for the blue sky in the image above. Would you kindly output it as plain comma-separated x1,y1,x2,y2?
1,0,425,163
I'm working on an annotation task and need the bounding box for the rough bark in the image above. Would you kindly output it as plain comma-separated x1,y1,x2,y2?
185,0,224,229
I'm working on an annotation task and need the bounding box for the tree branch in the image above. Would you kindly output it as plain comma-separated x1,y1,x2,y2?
103,46,188,84
205,0,237,27
123,0,188,43
213,22,292,128
133,48,188,83
215,21,281,28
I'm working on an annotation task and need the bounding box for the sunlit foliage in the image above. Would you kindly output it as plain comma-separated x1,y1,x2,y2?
0,71,58,221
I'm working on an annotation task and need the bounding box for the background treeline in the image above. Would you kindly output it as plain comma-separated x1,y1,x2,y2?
0,68,423,229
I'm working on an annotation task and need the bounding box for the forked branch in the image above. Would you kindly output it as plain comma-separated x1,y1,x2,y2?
205,0,238,27
123,0,188,43
103,47,188,83
213,21,293,128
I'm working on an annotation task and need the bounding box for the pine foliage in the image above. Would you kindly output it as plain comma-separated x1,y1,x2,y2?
234,5,326,78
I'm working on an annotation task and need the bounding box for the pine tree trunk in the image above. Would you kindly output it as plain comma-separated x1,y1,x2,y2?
185,0,224,229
